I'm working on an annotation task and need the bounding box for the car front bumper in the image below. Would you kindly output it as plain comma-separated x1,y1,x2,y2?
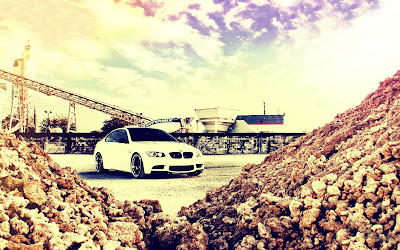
143,156,204,174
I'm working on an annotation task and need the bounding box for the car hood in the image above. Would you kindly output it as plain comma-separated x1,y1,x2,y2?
132,141,198,152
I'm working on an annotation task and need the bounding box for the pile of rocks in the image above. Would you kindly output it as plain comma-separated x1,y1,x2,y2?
0,133,207,249
179,71,400,249
2,70,400,249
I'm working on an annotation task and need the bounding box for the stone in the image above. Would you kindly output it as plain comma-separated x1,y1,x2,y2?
9,217,29,235
108,222,143,245
300,208,320,229
23,180,47,206
312,181,326,195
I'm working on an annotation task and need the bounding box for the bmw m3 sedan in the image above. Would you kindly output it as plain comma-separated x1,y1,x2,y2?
94,126,204,178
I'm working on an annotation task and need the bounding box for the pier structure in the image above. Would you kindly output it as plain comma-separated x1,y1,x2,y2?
0,68,152,131
0,42,152,133
0,42,200,134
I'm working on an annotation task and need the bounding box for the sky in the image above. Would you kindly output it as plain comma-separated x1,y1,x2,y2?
0,0,400,133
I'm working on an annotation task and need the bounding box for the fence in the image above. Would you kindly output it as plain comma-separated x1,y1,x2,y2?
21,132,305,155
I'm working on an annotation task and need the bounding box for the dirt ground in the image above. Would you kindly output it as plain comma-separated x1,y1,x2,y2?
49,154,266,216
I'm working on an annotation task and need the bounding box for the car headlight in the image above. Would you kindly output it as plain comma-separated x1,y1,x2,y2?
146,151,165,157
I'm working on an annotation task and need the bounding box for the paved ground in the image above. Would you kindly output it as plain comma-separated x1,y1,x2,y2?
49,154,267,216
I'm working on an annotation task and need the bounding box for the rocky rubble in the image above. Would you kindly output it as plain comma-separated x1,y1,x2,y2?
2,70,400,250
179,71,400,249
0,133,208,249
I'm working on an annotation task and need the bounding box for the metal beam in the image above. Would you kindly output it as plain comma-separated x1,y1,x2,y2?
0,68,152,126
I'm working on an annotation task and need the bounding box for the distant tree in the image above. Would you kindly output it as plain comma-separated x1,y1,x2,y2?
1,114,35,133
39,114,76,133
100,117,132,134
1,114,38,134
1,114,17,130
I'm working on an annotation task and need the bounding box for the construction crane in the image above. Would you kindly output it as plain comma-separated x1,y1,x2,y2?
0,68,152,132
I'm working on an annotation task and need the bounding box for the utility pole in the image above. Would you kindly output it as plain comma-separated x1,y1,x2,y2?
263,101,266,115
44,110,52,132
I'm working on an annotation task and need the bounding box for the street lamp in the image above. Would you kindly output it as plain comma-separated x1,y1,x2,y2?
44,110,52,133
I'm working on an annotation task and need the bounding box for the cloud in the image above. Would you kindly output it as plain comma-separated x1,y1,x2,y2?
0,0,392,132
114,42,191,78
172,0,385,53
88,0,225,64
255,0,399,131
0,0,95,46
126,0,164,17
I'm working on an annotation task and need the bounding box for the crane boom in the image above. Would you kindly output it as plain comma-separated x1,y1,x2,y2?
0,68,152,126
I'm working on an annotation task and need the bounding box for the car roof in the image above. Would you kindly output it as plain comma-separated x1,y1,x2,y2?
124,126,164,132
124,125,141,128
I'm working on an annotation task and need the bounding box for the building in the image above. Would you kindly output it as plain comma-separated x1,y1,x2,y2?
195,107,285,133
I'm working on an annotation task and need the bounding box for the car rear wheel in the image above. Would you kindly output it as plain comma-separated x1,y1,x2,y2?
95,153,104,172
131,153,145,179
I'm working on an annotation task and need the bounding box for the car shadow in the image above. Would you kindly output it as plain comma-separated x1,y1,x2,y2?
78,170,192,180
78,170,133,180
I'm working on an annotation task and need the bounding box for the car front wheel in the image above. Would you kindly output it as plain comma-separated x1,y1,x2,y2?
95,153,104,172
131,153,145,179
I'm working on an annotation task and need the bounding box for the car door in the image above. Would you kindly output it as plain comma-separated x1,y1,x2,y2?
109,129,132,171
101,130,119,168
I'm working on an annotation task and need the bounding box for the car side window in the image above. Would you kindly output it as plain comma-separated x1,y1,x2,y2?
105,129,129,143
105,131,117,142
117,130,129,143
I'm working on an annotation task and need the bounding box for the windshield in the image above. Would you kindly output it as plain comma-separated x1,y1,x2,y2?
127,128,177,142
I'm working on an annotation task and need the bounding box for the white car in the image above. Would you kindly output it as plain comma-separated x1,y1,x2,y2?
94,126,204,178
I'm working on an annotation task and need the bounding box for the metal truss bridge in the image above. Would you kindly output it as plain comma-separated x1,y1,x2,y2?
0,68,152,131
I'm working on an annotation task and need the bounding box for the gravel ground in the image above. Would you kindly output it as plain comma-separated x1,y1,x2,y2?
49,154,266,216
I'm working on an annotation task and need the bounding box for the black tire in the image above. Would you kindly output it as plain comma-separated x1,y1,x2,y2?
131,153,145,179
95,153,104,172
